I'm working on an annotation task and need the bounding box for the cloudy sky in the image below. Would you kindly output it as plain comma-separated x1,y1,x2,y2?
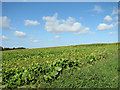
1,2,118,48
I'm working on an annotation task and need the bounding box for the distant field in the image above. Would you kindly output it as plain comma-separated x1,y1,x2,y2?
2,43,119,88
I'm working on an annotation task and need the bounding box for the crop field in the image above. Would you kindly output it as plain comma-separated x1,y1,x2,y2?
1,43,119,88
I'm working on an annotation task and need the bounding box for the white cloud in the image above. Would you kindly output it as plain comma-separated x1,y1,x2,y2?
32,40,39,43
24,20,40,26
2,35,9,40
97,23,114,30
75,27,90,34
109,32,116,35
14,31,26,37
104,15,112,22
29,36,39,43
55,35,60,39
0,16,14,30
93,5,103,12
43,13,90,34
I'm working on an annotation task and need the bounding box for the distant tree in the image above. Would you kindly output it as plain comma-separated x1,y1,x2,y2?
4,48,11,50
13,47,16,49
2,47,26,51
16,47,25,49
0,47,3,51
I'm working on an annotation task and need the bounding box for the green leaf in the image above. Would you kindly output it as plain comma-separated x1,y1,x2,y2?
55,67,62,71
44,75,48,80
50,71,58,77
52,61,56,65
48,75,52,80
90,59,93,62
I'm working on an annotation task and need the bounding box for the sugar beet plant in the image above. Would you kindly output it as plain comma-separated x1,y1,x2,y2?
3,52,107,88
2,43,118,88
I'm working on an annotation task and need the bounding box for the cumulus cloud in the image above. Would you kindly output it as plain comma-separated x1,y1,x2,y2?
0,16,14,30
97,23,114,30
43,13,90,34
29,36,39,43
55,35,60,39
24,20,40,26
14,31,26,37
2,35,9,40
104,15,112,22
32,40,39,43
93,5,103,13
109,32,116,35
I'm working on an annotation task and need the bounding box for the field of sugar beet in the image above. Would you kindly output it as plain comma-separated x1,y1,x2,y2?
2,43,119,88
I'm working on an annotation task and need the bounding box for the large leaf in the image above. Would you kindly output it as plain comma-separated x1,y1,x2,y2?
43,75,48,80
55,67,62,71
50,71,58,77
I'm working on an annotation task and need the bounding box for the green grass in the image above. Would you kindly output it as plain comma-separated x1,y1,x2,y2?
2,43,119,88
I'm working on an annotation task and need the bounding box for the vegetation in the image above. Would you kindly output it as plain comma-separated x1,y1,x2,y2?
0,47,3,51
0,47,26,51
2,43,119,88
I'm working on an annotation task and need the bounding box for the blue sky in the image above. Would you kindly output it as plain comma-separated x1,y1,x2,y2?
1,2,118,48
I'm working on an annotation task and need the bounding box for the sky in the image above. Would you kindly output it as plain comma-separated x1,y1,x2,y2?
0,2,119,48
1,0,119,2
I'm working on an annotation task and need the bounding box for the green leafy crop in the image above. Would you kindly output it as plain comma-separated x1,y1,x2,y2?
2,43,118,88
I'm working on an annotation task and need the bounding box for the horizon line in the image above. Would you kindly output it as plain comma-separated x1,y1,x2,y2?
1,42,119,49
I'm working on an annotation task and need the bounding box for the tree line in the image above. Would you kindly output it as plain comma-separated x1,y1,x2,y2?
0,46,26,51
